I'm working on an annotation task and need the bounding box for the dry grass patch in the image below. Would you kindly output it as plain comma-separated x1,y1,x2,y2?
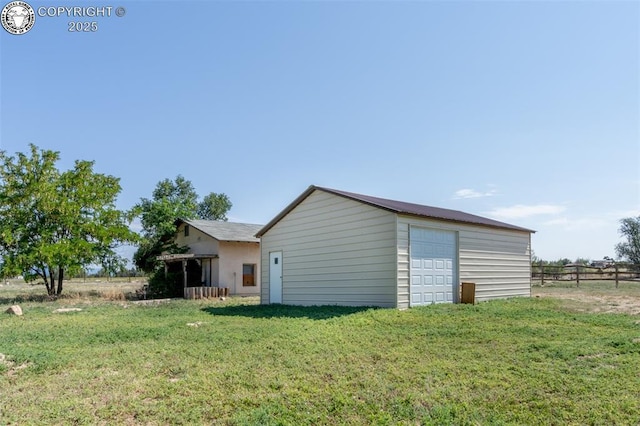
533,280,640,314
0,278,146,305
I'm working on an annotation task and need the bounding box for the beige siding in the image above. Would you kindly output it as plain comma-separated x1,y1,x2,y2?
260,190,398,307
218,241,261,296
397,216,531,309
175,223,220,254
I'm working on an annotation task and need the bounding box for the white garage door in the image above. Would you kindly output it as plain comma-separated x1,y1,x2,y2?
410,227,457,306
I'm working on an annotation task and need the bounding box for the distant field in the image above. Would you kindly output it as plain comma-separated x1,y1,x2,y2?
1,281,639,424
0,278,147,304
533,280,640,315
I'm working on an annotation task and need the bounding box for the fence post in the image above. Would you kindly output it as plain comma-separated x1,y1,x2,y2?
615,264,619,288
576,266,580,288
540,261,544,285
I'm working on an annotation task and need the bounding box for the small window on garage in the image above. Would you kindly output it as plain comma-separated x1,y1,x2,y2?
242,264,256,286
184,225,189,237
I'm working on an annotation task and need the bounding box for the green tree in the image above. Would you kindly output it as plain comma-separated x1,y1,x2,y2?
615,216,640,264
136,175,199,243
197,192,232,221
0,145,137,296
98,250,128,279
132,175,232,274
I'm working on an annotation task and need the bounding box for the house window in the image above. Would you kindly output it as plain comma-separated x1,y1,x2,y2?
184,225,189,237
242,264,256,286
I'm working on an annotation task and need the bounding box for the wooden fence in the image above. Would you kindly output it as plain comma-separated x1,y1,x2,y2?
532,264,640,287
183,286,229,300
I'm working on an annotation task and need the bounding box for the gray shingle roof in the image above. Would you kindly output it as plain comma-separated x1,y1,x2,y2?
256,185,535,237
179,219,262,243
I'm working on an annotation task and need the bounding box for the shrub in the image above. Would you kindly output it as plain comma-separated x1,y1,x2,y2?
146,269,182,298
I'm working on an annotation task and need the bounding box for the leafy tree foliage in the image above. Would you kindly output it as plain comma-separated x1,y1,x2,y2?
197,192,232,221
0,145,137,296
615,216,640,264
136,175,199,242
132,175,232,274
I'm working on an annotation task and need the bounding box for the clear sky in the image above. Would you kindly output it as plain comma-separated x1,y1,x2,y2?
1,0,639,263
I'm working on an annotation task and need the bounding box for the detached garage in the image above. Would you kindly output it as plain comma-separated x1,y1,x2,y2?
256,186,535,309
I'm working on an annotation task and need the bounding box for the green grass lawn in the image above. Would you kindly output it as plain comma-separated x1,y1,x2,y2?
1,293,639,425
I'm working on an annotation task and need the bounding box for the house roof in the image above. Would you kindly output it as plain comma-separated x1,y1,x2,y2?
178,219,262,243
256,185,535,237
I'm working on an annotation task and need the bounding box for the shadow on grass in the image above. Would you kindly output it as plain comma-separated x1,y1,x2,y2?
201,303,378,320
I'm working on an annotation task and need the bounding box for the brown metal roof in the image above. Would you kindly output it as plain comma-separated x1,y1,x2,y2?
256,185,535,237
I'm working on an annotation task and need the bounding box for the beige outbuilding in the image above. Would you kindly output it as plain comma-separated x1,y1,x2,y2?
256,186,534,308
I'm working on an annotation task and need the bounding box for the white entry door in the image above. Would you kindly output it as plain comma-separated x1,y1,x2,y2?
410,228,457,306
269,251,283,304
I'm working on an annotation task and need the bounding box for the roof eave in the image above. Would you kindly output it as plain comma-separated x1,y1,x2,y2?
397,212,535,233
255,185,318,237
319,187,536,233
157,253,219,262
176,218,221,242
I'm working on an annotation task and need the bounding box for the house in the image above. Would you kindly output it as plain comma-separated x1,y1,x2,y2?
256,186,535,308
159,219,263,296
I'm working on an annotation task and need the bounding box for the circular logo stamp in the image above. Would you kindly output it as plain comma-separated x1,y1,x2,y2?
1,1,35,35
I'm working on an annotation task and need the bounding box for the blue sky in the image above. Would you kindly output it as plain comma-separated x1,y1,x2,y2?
1,0,638,262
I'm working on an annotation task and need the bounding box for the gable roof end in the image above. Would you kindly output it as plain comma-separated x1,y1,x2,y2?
256,185,535,237
256,186,318,237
